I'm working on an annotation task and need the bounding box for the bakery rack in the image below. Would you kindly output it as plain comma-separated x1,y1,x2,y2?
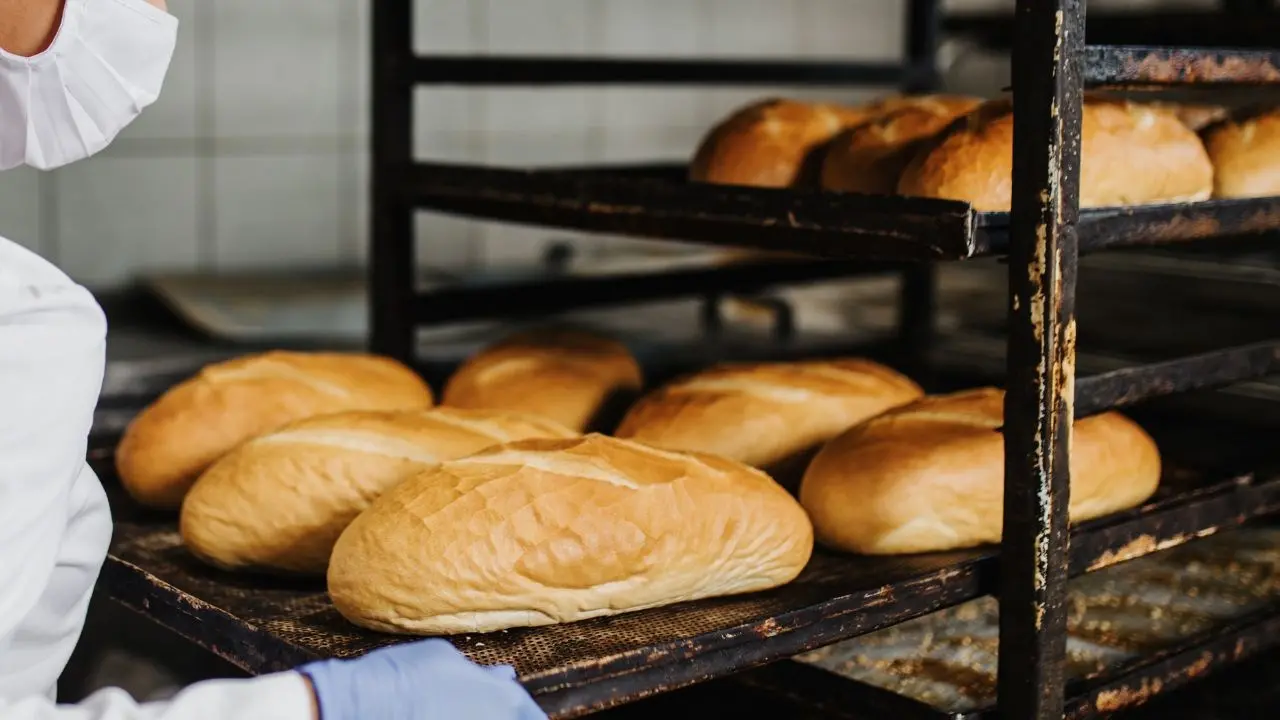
92,1,1280,719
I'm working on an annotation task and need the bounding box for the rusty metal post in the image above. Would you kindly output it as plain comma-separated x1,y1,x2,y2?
369,0,416,362
998,0,1084,719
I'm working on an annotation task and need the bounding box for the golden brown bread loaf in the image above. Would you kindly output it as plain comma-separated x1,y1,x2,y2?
613,359,922,489
1202,107,1280,199
116,351,434,510
179,408,577,575
441,329,642,432
821,95,983,195
689,98,873,188
798,387,1162,555
327,434,814,634
897,98,1214,211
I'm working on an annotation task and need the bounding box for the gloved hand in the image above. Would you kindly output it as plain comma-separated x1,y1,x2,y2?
298,639,547,720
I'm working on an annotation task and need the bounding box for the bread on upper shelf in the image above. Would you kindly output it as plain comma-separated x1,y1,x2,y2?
897,97,1214,211
1202,107,1280,199
116,351,434,510
614,358,922,489
327,434,814,634
821,95,983,195
798,387,1161,555
179,408,577,575
441,329,642,432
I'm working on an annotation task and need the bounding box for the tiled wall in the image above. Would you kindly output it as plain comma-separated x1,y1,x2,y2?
0,0,1208,289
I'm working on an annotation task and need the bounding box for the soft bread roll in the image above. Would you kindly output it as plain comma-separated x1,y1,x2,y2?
799,387,1162,555
689,98,878,188
614,359,923,487
327,434,814,634
1202,108,1280,199
442,329,642,432
116,351,433,510
180,408,576,575
897,98,1214,211
821,96,983,195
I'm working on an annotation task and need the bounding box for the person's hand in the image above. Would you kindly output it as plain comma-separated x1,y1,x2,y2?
298,639,547,720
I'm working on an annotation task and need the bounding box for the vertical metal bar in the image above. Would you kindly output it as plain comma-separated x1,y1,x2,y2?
369,0,417,362
898,0,942,372
998,0,1084,719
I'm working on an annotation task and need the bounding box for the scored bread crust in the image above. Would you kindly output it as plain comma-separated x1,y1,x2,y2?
821,95,983,195
798,387,1162,555
441,329,642,432
116,351,434,510
327,434,814,635
180,408,577,575
614,359,923,484
1202,107,1280,199
897,98,1214,211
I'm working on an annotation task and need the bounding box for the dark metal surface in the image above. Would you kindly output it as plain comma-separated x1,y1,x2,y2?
945,10,1280,50
97,408,1280,719
1084,46,1280,87
410,56,914,87
368,0,415,363
1000,1,1084,719
1073,341,1280,418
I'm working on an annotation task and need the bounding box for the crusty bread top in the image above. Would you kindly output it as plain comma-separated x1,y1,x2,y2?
821,95,984,195
1202,107,1280,199
614,358,923,471
326,433,814,634
116,350,433,509
799,387,1162,555
442,329,643,432
897,98,1214,211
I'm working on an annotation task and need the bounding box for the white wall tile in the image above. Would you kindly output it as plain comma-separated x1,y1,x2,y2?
796,0,905,59
211,1,343,138
212,156,343,270
116,0,199,142
702,0,798,57
54,158,200,288
414,0,480,55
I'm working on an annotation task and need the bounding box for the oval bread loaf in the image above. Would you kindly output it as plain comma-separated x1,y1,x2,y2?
821,95,983,195
180,408,577,575
1202,108,1280,199
799,387,1162,555
897,98,1214,211
327,434,814,634
614,359,922,488
442,329,642,432
116,351,434,510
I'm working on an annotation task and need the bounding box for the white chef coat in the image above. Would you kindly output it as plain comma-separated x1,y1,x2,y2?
0,236,312,719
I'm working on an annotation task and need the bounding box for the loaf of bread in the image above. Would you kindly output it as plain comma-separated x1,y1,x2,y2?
327,434,814,634
116,351,433,510
180,408,576,575
614,359,923,488
1202,107,1280,199
441,329,642,432
798,387,1161,555
821,96,983,195
897,98,1214,211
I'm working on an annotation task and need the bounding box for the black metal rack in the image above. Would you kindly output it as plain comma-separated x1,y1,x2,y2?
90,2,1280,720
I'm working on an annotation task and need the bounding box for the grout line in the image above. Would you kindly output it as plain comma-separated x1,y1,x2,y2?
194,0,216,271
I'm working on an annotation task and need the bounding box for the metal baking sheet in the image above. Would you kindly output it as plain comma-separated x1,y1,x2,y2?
795,528,1280,717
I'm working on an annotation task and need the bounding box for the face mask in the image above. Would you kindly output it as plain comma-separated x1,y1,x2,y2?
0,0,178,171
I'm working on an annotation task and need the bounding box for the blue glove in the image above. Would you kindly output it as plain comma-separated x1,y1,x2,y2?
299,639,547,720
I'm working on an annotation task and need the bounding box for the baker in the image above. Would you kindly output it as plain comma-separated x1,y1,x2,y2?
0,2,543,718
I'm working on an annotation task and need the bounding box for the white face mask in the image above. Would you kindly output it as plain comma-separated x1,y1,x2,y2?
0,0,178,171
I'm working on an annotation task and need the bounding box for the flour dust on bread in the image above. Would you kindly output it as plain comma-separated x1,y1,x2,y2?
614,358,922,491
327,434,814,634
180,408,577,575
441,329,642,432
799,387,1161,555
116,351,434,510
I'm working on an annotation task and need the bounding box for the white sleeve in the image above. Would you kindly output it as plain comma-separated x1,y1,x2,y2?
0,673,316,720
